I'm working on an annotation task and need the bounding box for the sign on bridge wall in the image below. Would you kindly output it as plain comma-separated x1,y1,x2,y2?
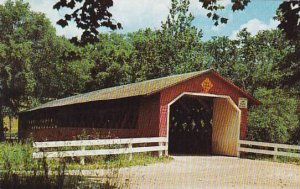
238,98,248,109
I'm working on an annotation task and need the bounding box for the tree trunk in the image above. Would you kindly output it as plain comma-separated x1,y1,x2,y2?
0,106,4,141
9,115,12,139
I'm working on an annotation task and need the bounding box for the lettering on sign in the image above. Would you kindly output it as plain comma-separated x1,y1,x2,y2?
238,98,248,109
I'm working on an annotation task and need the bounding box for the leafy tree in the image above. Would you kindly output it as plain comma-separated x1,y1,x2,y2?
231,29,291,94
203,29,292,95
203,36,239,78
0,0,91,139
274,2,300,89
247,88,299,144
127,29,162,81
85,33,133,91
54,0,121,45
31,36,92,102
199,0,250,26
160,0,204,75
52,0,299,47
276,1,300,41
0,0,37,140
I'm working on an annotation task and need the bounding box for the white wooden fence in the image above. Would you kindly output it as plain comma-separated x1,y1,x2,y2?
238,140,300,160
33,137,168,164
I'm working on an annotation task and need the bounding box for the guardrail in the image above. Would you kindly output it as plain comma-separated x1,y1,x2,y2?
33,137,168,164
238,140,300,160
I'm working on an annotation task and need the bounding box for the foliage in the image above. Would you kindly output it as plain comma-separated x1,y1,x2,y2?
247,88,299,144
0,0,91,139
53,0,121,45
0,0,38,140
199,0,250,26
84,33,133,91
276,1,300,41
203,29,292,95
273,2,300,88
0,141,170,188
0,0,299,145
126,0,204,81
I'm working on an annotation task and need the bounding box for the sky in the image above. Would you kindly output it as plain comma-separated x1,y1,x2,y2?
0,0,282,41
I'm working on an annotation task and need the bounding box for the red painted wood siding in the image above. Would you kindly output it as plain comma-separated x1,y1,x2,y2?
21,72,251,141
22,95,160,141
159,72,249,139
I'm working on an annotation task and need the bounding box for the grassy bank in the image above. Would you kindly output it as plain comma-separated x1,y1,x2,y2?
242,153,300,165
0,141,171,188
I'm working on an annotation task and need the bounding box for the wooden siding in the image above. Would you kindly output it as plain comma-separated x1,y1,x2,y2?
212,98,240,156
159,72,248,139
19,95,160,141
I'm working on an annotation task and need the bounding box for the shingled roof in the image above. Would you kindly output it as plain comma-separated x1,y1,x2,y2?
24,69,260,112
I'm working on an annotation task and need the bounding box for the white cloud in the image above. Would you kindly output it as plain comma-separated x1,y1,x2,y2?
24,0,83,38
0,0,83,38
190,0,231,17
0,0,225,38
218,0,231,7
211,24,224,32
230,18,279,39
111,0,211,32
0,0,173,37
189,0,210,17
108,0,170,32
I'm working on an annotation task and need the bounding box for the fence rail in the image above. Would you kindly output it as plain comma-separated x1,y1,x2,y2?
238,140,300,160
33,137,168,164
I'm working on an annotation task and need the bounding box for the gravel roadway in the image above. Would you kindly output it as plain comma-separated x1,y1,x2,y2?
116,155,300,189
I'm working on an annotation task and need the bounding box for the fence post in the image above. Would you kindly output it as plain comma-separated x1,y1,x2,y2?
128,142,133,161
165,142,168,156
237,141,240,158
159,142,163,157
80,146,85,165
273,146,278,161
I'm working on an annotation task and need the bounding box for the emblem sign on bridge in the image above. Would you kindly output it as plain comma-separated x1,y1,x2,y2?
201,78,213,93
238,98,248,109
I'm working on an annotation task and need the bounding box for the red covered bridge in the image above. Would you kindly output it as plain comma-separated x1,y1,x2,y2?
19,69,260,157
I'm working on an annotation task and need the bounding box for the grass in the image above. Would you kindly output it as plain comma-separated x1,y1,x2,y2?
242,153,300,165
0,141,171,171
0,141,171,188
66,153,172,170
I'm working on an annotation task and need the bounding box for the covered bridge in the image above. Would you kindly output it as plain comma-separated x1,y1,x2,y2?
19,69,260,156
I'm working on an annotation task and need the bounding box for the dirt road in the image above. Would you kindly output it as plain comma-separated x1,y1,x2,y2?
118,156,300,189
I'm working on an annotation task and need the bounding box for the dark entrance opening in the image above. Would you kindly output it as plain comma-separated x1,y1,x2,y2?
169,95,213,154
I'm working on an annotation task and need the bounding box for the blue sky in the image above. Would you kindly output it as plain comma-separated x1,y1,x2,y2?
0,0,282,40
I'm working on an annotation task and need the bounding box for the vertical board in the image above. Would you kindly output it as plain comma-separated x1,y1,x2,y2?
212,98,240,156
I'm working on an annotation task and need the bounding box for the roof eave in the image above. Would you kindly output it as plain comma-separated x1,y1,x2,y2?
210,70,262,106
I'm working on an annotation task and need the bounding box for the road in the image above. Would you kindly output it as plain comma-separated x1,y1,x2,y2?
117,155,300,189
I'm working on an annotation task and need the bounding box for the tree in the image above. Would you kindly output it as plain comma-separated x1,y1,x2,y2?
247,88,298,144
203,29,293,95
31,36,92,102
160,0,204,75
275,2,300,88
198,0,250,26
0,0,91,140
52,0,299,46
276,1,300,41
0,0,37,140
84,33,133,91
203,36,239,78
54,0,121,45
126,0,205,81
